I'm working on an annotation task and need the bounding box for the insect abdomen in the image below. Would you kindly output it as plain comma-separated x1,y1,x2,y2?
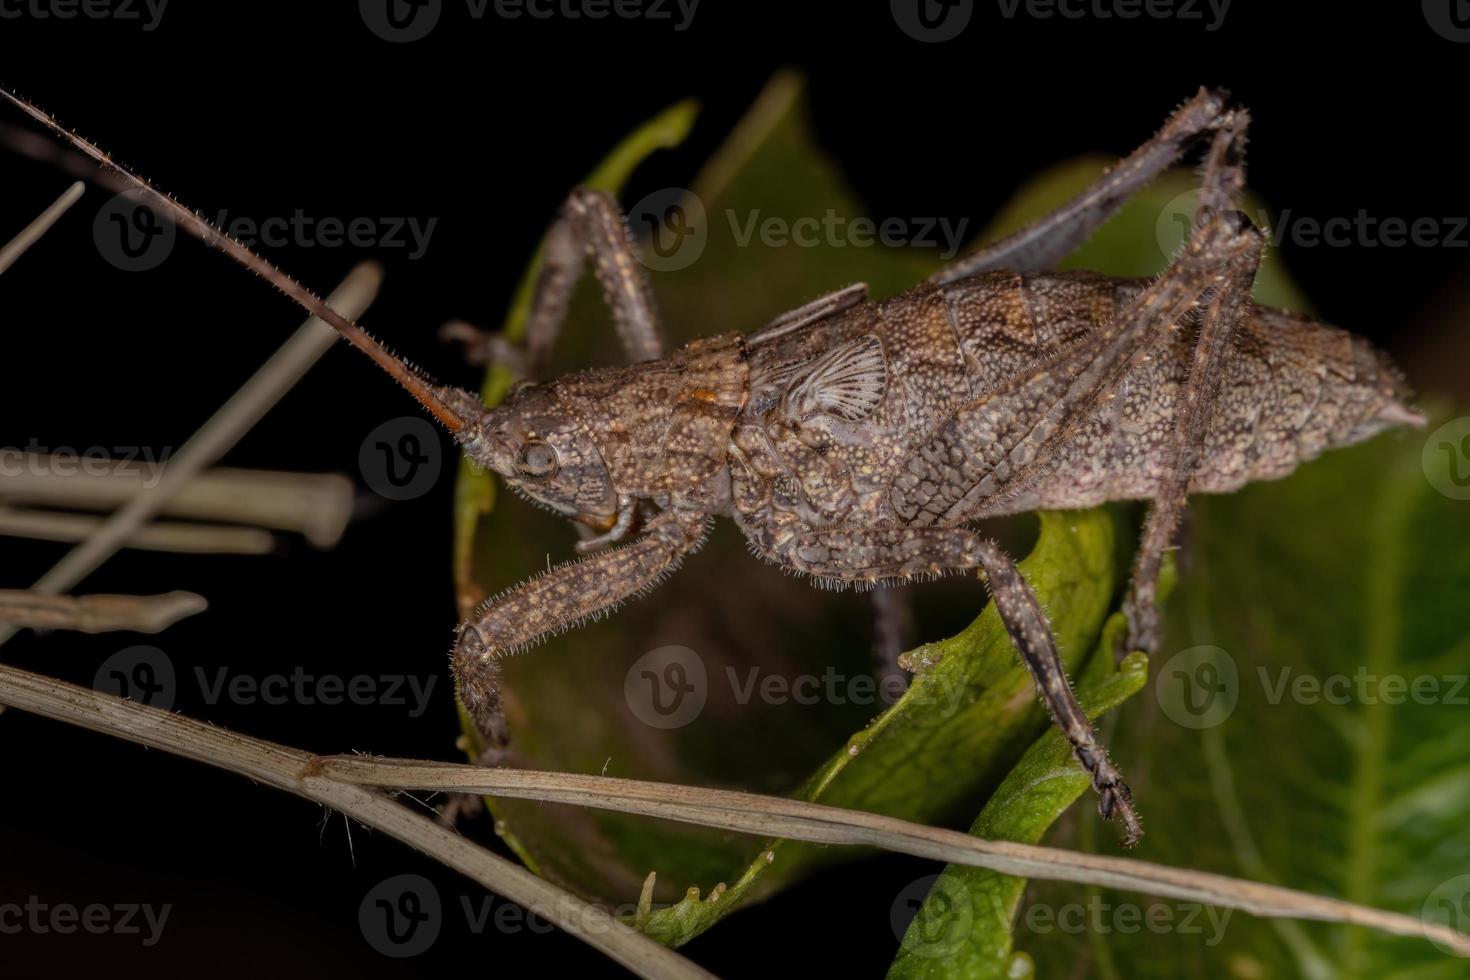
930,271,1418,516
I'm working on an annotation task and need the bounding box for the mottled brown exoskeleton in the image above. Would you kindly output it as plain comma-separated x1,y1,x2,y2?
3,87,1424,845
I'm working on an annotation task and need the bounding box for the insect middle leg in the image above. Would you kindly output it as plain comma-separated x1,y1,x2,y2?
444,188,664,375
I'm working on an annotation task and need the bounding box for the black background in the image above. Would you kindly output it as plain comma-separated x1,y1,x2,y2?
1,2,1466,977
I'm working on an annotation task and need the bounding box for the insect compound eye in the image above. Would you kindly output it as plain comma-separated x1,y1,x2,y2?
515,440,560,478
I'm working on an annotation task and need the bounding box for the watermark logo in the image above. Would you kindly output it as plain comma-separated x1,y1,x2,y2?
360,874,442,957
1423,0,1470,42
1423,875,1470,956
360,416,443,500
94,190,176,272
891,0,974,42
359,0,442,42
891,874,974,958
94,645,176,708
93,645,176,739
1424,417,1470,500
624,645,707,729
1156,645,1239,729
627,187,708,272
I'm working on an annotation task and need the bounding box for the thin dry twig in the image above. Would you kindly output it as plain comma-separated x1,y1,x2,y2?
0,589,207,633
0,664,714,980
0,262,382,648
0,179,83,274
323,758,1470,953
0,662,1463,959
0,464,352,548
0,507,276,555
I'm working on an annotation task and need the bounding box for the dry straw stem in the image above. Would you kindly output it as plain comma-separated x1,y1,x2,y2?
0,506,277,555
0,179,83,274
0,589,206,633
0,262,382,648
0,664,715,980
327,760,1470,954
0,663,1464,963
0,464,353,548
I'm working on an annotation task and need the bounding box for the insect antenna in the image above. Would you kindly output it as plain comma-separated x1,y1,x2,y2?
0,87,470,434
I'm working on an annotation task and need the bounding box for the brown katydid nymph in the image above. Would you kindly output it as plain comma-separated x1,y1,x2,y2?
1,86,1423,845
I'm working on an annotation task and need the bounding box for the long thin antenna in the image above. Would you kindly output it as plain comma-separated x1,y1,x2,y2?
0,87,469,433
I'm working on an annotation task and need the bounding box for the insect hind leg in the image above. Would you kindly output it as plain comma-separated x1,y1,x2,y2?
931,86,1232,282
749,521,1144,845
1123,112,1259,657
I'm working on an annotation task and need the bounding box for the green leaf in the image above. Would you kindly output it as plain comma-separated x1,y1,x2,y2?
1013,416,1470,980
887,630,1149,980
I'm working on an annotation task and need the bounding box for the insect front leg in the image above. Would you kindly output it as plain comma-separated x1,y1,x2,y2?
444,188,665,375
452,509,709,756
1124,112,1259,656
932,86,1231,282
750,523,1143,845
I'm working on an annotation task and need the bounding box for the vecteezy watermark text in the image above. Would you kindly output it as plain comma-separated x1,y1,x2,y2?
623,646,966,730
94,190,439,272
359,0,699,43
1023,895,1232,945
94,646,439,719
0,896,171,946
725,209,970,260
624,187,973,272
891,0,1227,42
0,443,171,488
994,0,1230,30
1156,645,1470,729
358,874,678,956
0,0,167,30
199,210,438,260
